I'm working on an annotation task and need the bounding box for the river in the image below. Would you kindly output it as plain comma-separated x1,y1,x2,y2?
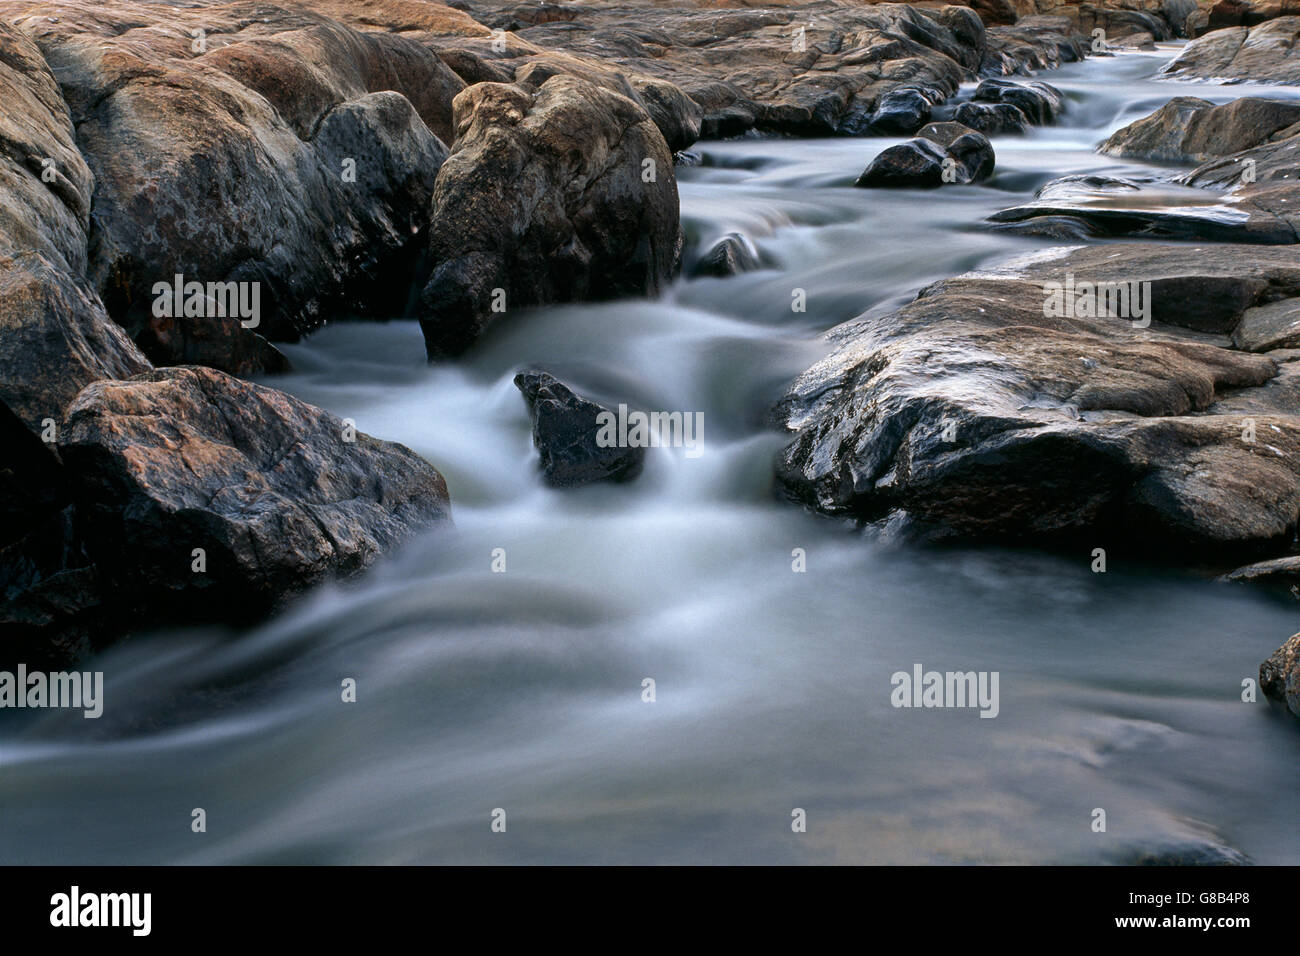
3,44,1298,865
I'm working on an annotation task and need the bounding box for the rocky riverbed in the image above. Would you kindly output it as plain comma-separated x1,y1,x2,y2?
1,0,1298,864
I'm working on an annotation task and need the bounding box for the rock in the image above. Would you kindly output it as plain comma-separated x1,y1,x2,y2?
989,173,1300,244
1260,631,1300,716
57,367,451,626
868,87,936,135
0,21,151,435
1162,0,1203,37
856,138,957,188
857,123,995,187
419,75,681,358
1161,18,1300,83
1101,96,1300,162
919,121,996,181
1209,0,1300,30
1233,298,1300,350
691,233,761,279
514,370,645,487
982,17,1090,75
972,78,1064,125
954,100,1030,135
1222,554,1300,594
9,1,461,371
776,244,1300,559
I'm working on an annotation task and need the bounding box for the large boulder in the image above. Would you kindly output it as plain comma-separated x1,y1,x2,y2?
57,367,451,626
1101,96,1300,163
514,370,646,487
7,1,461,371
419,75,681,357
1161,18,1300,83
776,244,1300,559
1260,631,1300,717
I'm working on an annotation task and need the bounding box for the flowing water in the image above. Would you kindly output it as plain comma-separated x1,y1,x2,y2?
4,46,1299,865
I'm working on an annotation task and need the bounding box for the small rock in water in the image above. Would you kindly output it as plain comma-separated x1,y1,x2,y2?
954,100,1029,136
972,78,1063,125
856,123,994,188
514,371,646,488
691,233,761,278
1260,630,1300,718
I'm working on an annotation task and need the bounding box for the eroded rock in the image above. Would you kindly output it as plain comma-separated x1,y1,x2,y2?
514,370,646,487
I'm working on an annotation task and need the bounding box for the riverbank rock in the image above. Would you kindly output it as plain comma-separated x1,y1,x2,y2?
6,0,460,372
419,76,681,358
57,367,452,627
1161,18,1300,83
514,370,646,486
776,244,1300,559
1260,631,1300,716
857,122,994,187
1101,96,1300,162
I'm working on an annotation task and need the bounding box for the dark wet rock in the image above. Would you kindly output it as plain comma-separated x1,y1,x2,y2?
1260,630,1300,716
856,138,957,188
57,367,452,627
1233,298,1300,350
419,75,681,358
692,233,761,279
1161,18,1300,83
1101,96,1300,162
514,370,645,487
776,244,1300,558
1222,554,1300,595
919,121,996,181
954,100,1030,135
972,77,1063,125
868,87,936,135
1113,839,1251,865
989,173,1300,244
857,122,994,187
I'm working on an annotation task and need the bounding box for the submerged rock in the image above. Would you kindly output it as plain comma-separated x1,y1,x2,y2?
57,367,451,627
1260,631,1300,716
419,76,681,358
514,370,645,487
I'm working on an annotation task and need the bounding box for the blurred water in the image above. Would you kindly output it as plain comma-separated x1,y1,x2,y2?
3,46,1298,864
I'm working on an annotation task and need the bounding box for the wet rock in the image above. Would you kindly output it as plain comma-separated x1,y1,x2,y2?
1161,18,1300,83
972,78,1064,125
1260,631,1300,716
868,87,935,135
857,123,995,187
954,100,1030,135
982,17,1089,75
776,244,1300,558
514,370,645,487
989,173,1300,244
57,367,451,626
1221,554,1300,593
419,75,681,358
855,138,956,188
919,122,996,181
692,233,761,279
1101,96,1300,162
